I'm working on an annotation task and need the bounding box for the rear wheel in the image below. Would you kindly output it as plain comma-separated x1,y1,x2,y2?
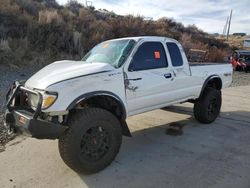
194,88,222,124
235,66,242,71
58,108,122,174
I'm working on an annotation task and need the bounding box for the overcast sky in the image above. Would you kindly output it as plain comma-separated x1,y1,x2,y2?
57,0,250,34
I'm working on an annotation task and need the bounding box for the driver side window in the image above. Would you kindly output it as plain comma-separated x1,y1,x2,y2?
129,42,168,71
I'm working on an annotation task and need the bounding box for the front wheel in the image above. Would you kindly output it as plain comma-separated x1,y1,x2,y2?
193,88,222,124
58,108,122,174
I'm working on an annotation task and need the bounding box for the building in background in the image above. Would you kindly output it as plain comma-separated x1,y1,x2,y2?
244,39,250,48
233,33,247,37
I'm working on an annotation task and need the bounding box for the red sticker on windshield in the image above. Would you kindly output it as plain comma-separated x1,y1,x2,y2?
154,51,160,59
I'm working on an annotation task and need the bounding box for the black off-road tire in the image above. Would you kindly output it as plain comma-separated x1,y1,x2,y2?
58,108,122,174
193,88,222,124
235,66,241,72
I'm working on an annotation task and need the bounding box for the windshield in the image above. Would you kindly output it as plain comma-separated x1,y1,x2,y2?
82,39,135,68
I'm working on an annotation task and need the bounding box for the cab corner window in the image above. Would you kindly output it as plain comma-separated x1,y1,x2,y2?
129,42,168,71
166,42,183,67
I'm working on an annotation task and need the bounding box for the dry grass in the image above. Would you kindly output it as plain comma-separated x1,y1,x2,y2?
0,40,10,51
216,35,250,50
38,10,63,25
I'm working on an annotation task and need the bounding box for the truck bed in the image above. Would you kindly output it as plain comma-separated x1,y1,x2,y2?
189,62,229,66
190,62,232,89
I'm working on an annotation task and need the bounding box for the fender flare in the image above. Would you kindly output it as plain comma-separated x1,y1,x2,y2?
199,75,222,98
66,91,131,137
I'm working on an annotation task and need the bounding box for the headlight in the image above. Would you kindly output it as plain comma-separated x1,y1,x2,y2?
28,93,39,109
28,91,58,110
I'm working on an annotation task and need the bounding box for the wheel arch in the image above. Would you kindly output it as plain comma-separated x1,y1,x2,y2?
199,75,222,98
66,91,131,137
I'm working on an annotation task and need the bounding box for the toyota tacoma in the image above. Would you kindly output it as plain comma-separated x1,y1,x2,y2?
5,36,232,173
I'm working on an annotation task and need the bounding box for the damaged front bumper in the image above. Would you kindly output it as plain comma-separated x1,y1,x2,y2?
4,81,67,139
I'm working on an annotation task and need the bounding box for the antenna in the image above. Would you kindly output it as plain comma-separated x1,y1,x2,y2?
227,10,233,40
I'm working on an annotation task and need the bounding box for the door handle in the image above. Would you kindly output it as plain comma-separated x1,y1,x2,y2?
164,73,172,79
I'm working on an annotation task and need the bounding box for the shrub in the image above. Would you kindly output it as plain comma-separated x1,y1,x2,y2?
0,40,11,51
0,13,28,39
27,23,75,54
38,10,64,25
66,0,83,15
0,0,232,66
207,47,228,62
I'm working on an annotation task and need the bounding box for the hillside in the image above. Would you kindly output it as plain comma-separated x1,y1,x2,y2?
216,35,250,50
0,0,232,67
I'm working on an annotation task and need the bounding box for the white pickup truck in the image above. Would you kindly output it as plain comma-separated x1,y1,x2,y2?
5,36,232,173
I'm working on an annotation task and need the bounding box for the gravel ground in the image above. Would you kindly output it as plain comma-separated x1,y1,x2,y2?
231,71,250,87
0,66,250,149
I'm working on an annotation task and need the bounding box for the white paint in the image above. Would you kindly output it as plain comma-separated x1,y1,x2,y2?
24,36,233,117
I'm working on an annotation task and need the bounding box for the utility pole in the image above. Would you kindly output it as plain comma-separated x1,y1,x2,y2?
227,10,233,40
86,0,93,7
223,16,229,36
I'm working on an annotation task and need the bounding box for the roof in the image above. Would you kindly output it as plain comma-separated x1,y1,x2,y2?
235,50,250,54
235,50,250,56
105,36,178,43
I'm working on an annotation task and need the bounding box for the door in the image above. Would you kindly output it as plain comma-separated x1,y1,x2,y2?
124,41,176,115
166,42,197,99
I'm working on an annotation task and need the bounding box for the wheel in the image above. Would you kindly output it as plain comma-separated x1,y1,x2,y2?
235,66,242,71
58,108,122,174
193,88,222,124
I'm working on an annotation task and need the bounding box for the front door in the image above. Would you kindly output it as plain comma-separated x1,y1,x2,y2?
124,41,176,115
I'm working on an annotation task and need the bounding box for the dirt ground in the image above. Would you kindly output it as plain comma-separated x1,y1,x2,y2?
0,85,250,188
231,71,250,87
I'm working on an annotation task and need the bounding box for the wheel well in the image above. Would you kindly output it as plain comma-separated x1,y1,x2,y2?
75,95,125,120
199,77,222,98
206,77,222,90
69,95,131,137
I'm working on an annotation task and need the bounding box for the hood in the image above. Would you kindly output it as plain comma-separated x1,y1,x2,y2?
25,60,115,89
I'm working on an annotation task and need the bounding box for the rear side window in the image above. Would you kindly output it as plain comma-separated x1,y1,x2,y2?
129,42,168,71
167,42,183,67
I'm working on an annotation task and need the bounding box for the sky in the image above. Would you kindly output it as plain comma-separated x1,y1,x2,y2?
57,0,250,34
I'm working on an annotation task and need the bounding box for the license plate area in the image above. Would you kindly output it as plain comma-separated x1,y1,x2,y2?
19,116,28,125
13,110,32,127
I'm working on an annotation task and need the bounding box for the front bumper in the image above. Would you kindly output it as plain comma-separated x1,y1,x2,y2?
4,81,67,139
